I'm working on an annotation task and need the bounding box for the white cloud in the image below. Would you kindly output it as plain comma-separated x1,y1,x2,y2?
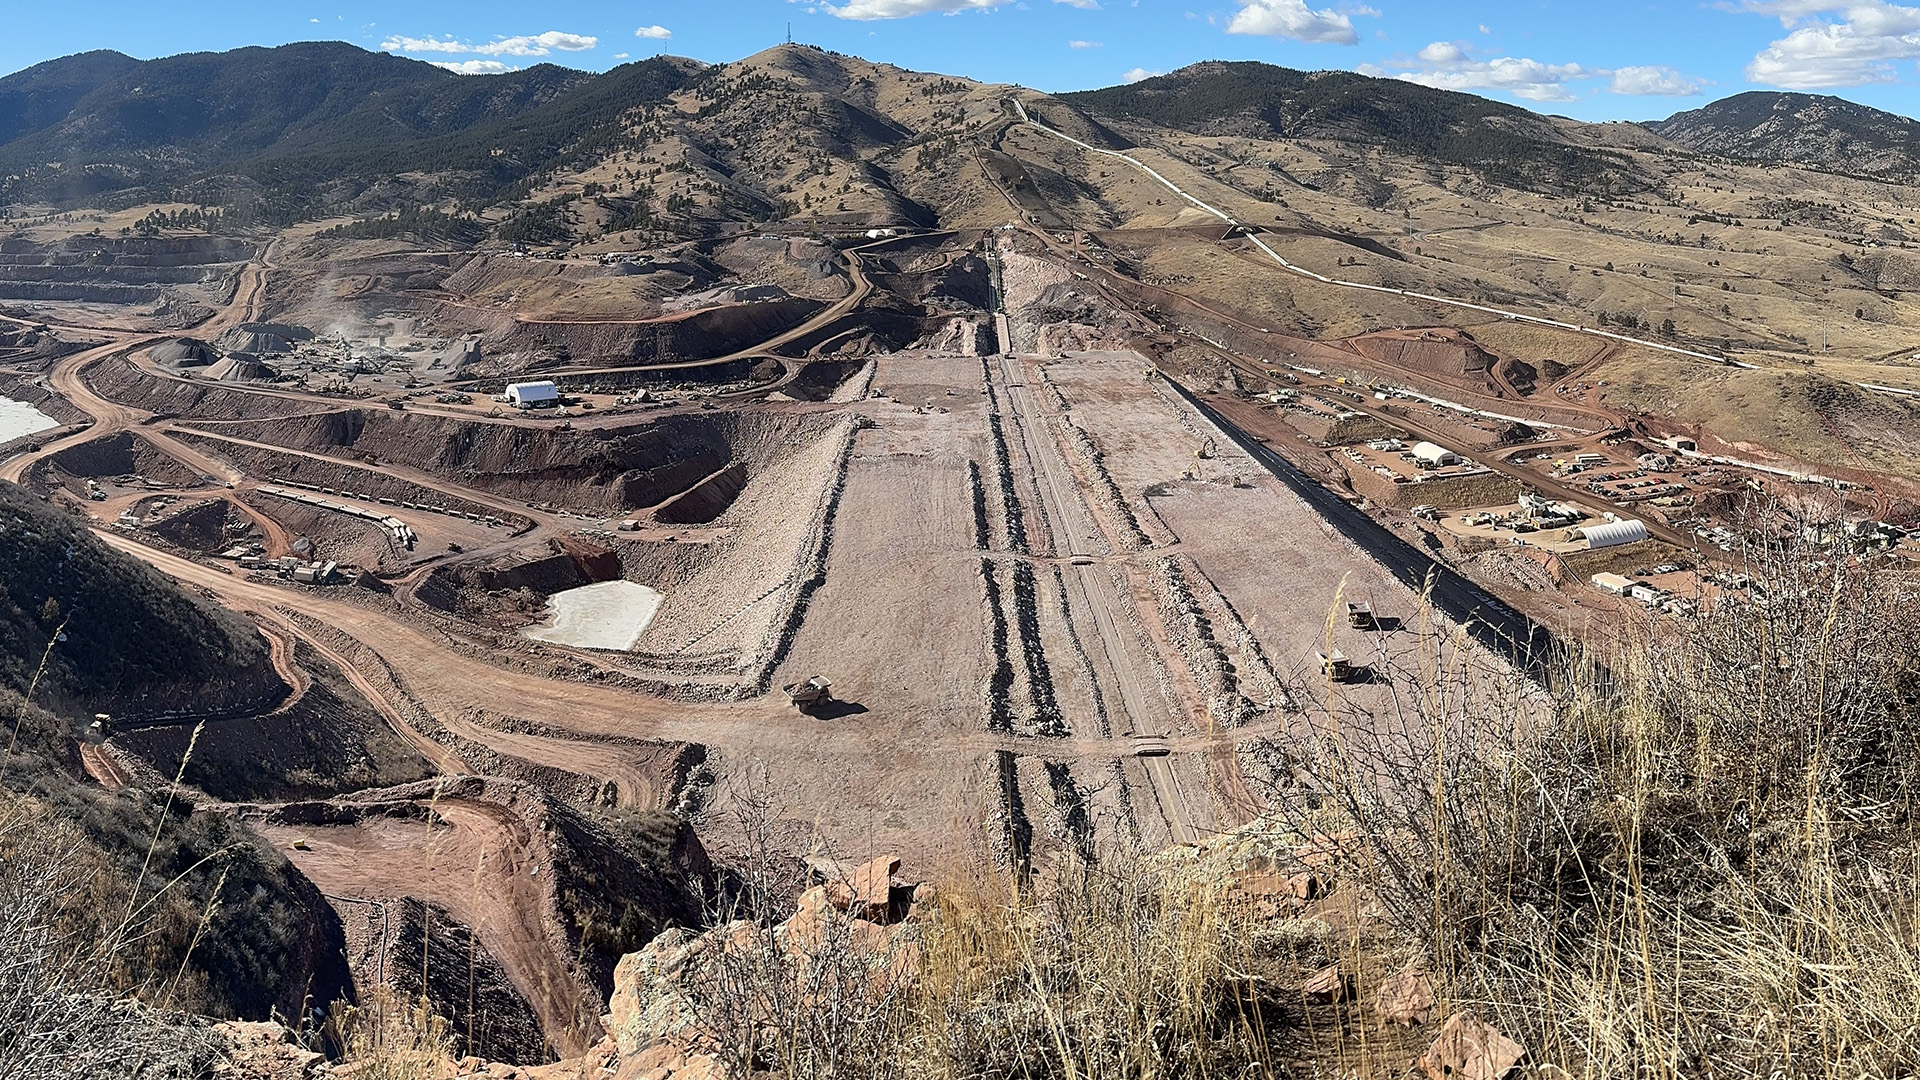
823,0,1000,19
483,31,597,55
1226,0,1371,45
1736,1,1920,87
431,59,515,75
1056,0,1100,7
1122,66,1164,82
1609,64,1703,95
1069,39,1102,48
635,25,672,40
381,30,598,60
1364,42,1594,102
383,35,471,54
1369,44,1699,102
613,52,630,59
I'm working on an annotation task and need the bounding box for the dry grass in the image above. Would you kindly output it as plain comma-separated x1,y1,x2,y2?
0,792,215,1079
655,772,1277,1080
667,856,1272,1080
907,857,1268,1080
325,987,459,1080
1265,514,1920,1077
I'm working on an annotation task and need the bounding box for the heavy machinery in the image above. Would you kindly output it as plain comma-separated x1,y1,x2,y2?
784,675,833,712
1317,650,1363,683
1130,733,1171,758
1345,602,1377,630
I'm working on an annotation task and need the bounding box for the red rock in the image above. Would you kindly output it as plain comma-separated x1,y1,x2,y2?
785,896,892,956
1417,1011,1525,1080
1377,967,1436,1026
1288,872,1322,900
1298,963,1349,1005
824,854,901,920
676,1053,726,1080
906,881,939,920
609,1041,693,1080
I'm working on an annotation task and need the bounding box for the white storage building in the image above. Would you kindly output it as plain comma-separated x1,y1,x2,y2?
1580,519,1650,549
1411,441,1461,467
505,381,560,409
1591,572,1641,595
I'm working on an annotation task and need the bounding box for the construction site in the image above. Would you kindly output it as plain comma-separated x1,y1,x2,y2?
7,47,1920,1065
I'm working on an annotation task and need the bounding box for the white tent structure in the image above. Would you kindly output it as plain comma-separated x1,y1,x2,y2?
1580,519,1650,549
1411,441,1460,467
505,381,560,408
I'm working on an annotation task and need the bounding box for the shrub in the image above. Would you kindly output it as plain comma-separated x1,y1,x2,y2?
1266,521,1920,1076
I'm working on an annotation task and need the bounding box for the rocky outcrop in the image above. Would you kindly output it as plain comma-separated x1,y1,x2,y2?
1645,90,1920,180
603,853,926,1076
1417,1012,1525,1080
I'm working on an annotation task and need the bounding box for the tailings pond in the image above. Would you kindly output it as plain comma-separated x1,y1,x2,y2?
522,580,665,651
0,396,58,443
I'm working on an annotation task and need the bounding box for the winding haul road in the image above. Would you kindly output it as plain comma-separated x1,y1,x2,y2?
988,100,1700,555
1008,100,1759,371
1008,97,1920,407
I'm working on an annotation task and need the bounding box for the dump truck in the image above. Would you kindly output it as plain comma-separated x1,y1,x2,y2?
1317,650,1362,683
784,675,833,711
1345,602,1376,630
1131,733,1171,758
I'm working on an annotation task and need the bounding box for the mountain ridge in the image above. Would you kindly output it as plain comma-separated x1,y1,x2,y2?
1642,89,1920,179
7,42,1920,226
1060,60,1649,195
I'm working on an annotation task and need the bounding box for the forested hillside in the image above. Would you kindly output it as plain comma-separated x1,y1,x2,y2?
1062,61,1649,194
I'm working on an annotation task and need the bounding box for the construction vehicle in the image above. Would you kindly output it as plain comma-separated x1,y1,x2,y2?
1345,602,1377,630
1131,733,1171,758
1317,650,1363,683
1196,437,1217,461
784,675,833,712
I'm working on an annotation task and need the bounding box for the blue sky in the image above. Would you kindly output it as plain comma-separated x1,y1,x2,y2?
11,1,1920,121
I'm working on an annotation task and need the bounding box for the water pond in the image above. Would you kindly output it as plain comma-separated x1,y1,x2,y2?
521,580,665,651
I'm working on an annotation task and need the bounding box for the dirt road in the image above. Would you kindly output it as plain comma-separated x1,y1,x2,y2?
259,796,602,1056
